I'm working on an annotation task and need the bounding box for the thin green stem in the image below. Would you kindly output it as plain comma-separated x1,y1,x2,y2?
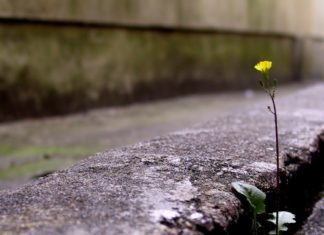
252,211,258,235
270,95,280,235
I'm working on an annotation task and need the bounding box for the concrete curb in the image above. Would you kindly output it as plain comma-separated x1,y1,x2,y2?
0,84,323,234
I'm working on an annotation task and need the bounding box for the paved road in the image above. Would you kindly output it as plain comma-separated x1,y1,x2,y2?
0,82,314,190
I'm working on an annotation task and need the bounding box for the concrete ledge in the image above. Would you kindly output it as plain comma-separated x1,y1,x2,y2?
0,84,323,234
300,197,324,235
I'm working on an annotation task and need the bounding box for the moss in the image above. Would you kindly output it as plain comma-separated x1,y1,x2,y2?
0,144,16,155
0,158,72,180
0,145,98,158
0,145,99,179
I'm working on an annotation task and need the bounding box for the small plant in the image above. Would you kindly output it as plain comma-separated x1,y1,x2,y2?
232,61,296,234
232,182,266,235
232,182,296,235
254,60,296,235
268,211,296,235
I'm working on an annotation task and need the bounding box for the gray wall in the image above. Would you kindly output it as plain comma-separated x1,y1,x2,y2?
0,0,314,35
0,0,322,120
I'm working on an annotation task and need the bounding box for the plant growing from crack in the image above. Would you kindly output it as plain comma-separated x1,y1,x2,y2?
232,61,296,235
232,181,296,235
255,60,281,235
232,181,266,235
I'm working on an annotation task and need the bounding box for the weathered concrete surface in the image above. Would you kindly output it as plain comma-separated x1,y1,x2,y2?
1,0,324,119
0,83,305,185
0,24,295,121
300,197,324,235
0,0,314,36
0,83,323,234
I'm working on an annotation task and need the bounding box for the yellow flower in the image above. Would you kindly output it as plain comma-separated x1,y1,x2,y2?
254,61,272,74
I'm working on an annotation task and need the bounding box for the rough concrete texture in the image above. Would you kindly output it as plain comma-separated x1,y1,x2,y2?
0,83,323,234
300,197,324,235
0,83,305,189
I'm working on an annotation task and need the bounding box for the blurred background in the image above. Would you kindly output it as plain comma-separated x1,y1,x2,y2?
0,0,323,189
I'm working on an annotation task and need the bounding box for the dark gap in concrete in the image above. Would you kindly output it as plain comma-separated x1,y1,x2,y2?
259,133,324,235
222,133,324,235
282,133,324,234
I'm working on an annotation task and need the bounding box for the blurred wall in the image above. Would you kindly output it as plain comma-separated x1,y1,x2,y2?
302,0,324,79
0,0,315,35
0,0,322,120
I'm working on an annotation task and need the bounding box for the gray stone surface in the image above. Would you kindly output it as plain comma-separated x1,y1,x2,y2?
0,83,323,234
300,197,324,235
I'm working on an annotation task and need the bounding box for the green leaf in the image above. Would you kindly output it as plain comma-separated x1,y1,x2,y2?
268,211,296,234
232,181,266,214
